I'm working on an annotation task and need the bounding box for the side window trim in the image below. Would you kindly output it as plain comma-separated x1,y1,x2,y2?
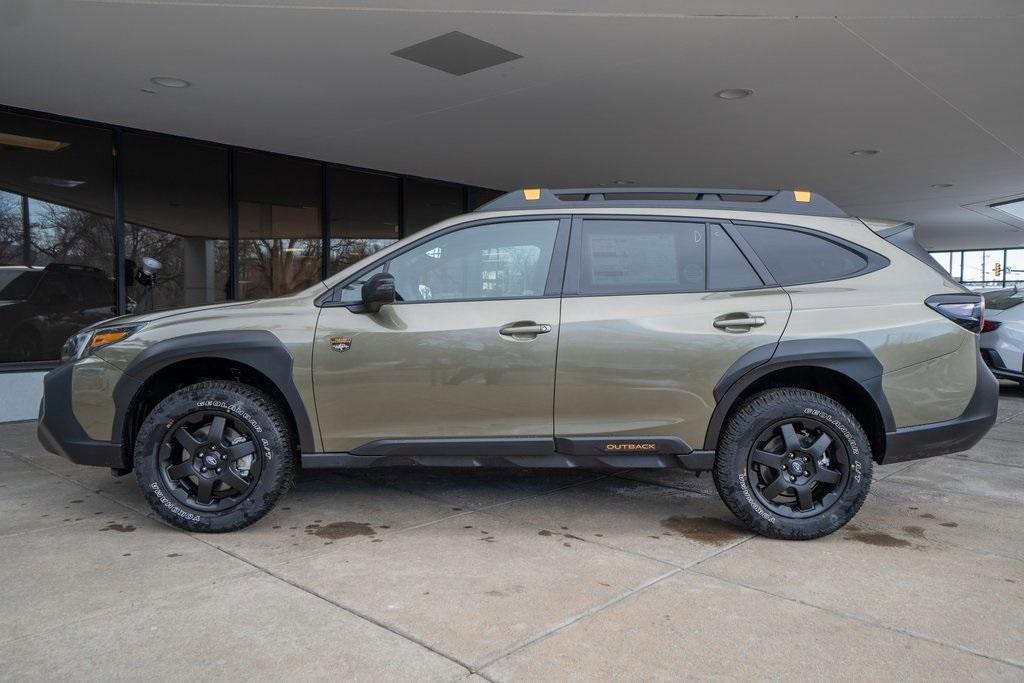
565,214,710,297
720,222,777,286
316,215,571,307
730,219,890,286
564,214,782,298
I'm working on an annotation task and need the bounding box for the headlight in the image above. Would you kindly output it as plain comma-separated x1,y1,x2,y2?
61,324,144,362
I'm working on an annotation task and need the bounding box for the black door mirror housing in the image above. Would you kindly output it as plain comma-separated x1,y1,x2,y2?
359,272,396,313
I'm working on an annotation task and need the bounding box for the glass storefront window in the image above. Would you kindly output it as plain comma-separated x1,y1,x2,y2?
1006,249,1024,282
235,151,322,299
961,251,985,284
328,168,399,274
123,133,230,312
0,107,487,367
403,178,464,234
0,112,115,363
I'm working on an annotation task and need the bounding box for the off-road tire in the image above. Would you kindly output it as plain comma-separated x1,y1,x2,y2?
134,380,295,532
713,388,873,540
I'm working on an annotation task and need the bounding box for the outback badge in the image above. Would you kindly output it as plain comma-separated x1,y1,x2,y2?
329,336,353,352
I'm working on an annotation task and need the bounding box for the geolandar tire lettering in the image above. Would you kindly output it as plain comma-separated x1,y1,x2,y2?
713,388,873,540
134,380,295,533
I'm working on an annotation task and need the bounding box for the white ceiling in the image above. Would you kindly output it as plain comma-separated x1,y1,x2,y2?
2,0,1024,248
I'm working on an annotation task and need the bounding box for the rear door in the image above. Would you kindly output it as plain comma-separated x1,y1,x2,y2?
554,217,791,452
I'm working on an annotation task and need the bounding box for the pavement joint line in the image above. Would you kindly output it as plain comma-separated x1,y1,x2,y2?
939,453,1024,471
976,433,1024,447
2,447,487,674
873,472,1022,505
688,568,1024,672
474,533,756,671
185,535,481,677
473,567,684,673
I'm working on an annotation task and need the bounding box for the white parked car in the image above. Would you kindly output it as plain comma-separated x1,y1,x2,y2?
981,287,1024,385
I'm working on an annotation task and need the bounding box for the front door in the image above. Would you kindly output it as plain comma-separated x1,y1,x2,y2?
554,218,791,451
314,217,569,453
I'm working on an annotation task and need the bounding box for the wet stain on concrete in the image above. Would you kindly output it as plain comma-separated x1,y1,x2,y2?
847,530,911,548
480,536,496,543
304,522,376,540
902,525,926,538
919,513,936,519
660,516,746,546
940,522,959,528
538,529,554,537
100,523,136,533
167,553,180,558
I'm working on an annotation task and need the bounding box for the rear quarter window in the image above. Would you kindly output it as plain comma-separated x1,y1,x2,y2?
736,225,869,285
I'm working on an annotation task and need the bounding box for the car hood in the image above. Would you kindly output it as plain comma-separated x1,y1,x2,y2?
86,300,259,330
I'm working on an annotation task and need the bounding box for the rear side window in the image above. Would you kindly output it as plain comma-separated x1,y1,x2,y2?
579,220,705,295
708,224,762,290
737,225,868,285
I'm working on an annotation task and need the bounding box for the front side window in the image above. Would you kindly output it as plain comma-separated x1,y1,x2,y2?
386,220,558,302
579,219,705,295
736,225,868,286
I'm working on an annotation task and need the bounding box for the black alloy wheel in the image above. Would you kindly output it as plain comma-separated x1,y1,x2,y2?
158,410,263,512
746,417,849,519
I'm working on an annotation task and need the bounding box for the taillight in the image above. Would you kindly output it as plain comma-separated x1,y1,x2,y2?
925,294,984,333
981,319,1002,333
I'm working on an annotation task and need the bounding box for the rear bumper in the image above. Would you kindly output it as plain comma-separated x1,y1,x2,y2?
37,362,126,469
881,351,999,464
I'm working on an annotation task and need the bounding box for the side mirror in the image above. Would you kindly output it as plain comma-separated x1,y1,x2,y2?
360,272,395,313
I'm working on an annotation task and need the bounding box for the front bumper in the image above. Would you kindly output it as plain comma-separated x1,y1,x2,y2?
881,350,999,464
37,361,126,469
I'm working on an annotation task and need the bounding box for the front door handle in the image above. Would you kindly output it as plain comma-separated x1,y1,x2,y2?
499,321,552,340
713,315,766,333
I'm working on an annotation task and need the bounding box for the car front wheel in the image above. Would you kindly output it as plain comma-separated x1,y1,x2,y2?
713,388,872,540
134,380,295,532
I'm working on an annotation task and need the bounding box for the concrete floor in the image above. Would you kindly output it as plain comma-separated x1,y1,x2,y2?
2,388,1023,681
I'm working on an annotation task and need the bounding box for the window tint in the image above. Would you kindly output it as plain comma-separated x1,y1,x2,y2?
580,220,705,295
736,225,867,285
386,220,558,302
708,224,762,290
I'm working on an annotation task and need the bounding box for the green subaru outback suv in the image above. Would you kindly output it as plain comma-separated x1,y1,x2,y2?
38,188,998,539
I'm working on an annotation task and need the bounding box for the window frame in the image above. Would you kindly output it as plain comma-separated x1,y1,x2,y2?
316,214,571,308
562,215,779,298
730,219,889,287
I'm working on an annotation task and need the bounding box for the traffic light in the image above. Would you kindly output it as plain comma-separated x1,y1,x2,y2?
994,262,1003,277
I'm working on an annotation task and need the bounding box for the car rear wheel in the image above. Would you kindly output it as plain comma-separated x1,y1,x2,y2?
713,388,872,540
134,380,295,532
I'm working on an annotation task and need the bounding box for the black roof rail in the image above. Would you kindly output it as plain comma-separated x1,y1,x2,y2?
475,187,848,218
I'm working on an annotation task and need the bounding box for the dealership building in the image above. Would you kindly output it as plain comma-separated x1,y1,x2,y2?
2,1,1024,420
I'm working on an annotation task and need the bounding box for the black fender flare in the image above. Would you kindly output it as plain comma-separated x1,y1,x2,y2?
703,338,896,450
112,330,316,454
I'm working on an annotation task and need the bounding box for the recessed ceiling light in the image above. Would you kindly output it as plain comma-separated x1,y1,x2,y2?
715,88,753,100
0,132,69,152
930,183,953,189
30,176,86,188
849,149,880,156
150,76,191,89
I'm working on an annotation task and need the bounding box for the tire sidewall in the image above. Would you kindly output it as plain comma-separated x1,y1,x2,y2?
135,381,292,532
715,389,873,539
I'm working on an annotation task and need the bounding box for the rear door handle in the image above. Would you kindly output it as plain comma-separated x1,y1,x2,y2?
499,321,552,340
713,315,766,332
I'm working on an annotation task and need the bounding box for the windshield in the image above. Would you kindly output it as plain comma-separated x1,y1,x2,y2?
0,270,44,300
983,288,1024,312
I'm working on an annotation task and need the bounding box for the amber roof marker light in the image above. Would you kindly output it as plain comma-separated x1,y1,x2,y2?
793,190,812,203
